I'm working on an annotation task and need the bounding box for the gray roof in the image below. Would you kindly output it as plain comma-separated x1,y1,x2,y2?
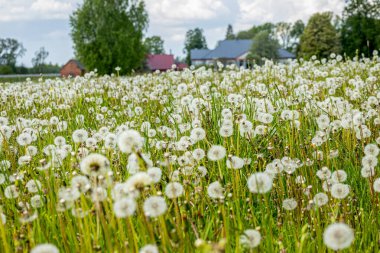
190,49,211,60
190,39,295,60
206,40,252,59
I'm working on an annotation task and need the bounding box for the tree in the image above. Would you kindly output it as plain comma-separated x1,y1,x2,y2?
341,0,380,57
276,22,292,49
225,24,235,40
32,47,49,72
248,30,280,65
236,23,275,39
70,0,148,74
184,28,208,65
289,20,305,54
299,12,341,59
144,36,165,54
0,38,26,68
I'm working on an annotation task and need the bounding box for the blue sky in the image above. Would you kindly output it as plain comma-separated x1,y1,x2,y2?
0,0,345,67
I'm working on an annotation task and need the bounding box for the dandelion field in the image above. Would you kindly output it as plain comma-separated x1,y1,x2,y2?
1,55,380,252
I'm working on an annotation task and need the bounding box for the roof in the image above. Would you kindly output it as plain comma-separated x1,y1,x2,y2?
190,39,295,60
62,59,85,70
206,40,253,59
147,54,174,71
190,49,211,60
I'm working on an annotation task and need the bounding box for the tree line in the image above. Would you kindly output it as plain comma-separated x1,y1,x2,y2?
0,39,60,75
2,0,379,75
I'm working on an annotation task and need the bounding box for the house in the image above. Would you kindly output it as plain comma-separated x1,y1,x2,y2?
60,59,86,77
190,39,296,67
146,54,174,72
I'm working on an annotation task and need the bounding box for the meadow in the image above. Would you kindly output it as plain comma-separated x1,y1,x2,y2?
1,54,380,252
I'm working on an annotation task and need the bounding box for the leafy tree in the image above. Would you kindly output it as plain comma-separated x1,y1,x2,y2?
184,28,207,65
70,0,148,74
236,23,275,39
289,20,305,54
0,38,26,68
299,12,341,59
225,24,235,40
248,30,280,65
341,0,380,57
32,47,49,72
276,22,292,49
144,36,165,54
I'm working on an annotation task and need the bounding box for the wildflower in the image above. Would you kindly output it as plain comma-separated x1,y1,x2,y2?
190,127,206,142
71,175,91,193
247,172,273,194
31,195,44,208
240,229,261,248
165,182,184,199
30,243,59,253
80,153,110,177
331,183,350,199
361,155,377,168
125,172,152,192
114,198,137,218
364,143,379,156
72,129,88,143
331,170,347,183
26,179,42,193
207,145,226,161
4,185,19,199
323,223,354,250
16,132,32,146
147,167,162,183
117,130,143,153
226,156,245,169
282,198,297,210
139,244,158,253
373,178,380,192
143,196,167,217
207,181,224,199
313,192,329,207
316,167,331,180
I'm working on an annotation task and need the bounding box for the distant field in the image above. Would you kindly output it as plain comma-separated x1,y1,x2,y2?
0,74,60,84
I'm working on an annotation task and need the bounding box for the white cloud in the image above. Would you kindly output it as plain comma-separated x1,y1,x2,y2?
0,0,78,21
236,0,345,30
145,0,230,24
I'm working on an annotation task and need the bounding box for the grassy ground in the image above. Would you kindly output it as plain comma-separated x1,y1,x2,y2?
0,57,380,252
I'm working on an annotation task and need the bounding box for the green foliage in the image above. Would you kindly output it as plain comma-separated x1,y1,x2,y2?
184,28,208,65
0,38,26,68
289,20,305,55
236,23,275,39
225,24,235,40
144,36,165,54
70,0,148,75
341,0,380,57
299,12,341,59
248,30,280,65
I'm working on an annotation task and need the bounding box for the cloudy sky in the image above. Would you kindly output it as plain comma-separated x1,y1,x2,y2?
0,0,345,67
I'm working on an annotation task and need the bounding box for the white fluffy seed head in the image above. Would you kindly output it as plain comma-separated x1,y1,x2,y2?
143,196,167,217
240,229,261,248
323,223,354,250
247,172,273,194
165,182,184,199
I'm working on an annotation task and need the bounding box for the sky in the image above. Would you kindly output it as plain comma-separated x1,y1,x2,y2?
0,0,345,67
